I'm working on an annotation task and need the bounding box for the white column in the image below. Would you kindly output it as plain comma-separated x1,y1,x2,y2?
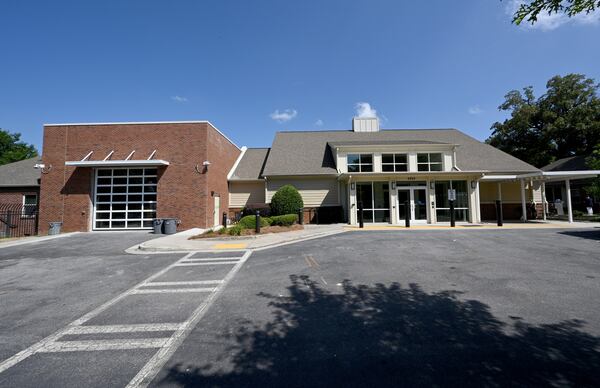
520,179,527,222
389,180,397,225
566,179,573,223
541,182,547,221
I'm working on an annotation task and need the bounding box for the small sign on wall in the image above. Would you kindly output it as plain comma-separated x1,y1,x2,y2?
448,189,456,201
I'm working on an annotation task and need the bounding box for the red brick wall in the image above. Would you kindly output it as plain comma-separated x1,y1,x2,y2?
0,188,39,206
38,122,240,234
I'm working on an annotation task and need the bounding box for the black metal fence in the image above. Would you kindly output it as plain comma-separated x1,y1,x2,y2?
0,204,39,238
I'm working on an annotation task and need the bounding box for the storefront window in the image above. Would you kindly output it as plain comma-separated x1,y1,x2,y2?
435,180,469,222
356,181,390,223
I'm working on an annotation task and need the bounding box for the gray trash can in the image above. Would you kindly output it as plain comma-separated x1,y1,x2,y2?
162,218,178,235
152,219,163,234
48,222,62,236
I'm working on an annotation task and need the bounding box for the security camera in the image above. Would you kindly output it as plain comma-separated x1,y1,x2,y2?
202,161,211,166
34,163,46,169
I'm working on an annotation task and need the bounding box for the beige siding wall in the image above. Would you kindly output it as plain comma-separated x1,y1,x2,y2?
480,181,532,203
266,178,339,207
229,181,266,208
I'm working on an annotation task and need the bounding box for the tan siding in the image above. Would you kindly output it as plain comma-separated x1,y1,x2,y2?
229,181,266,208
480,181,531,203
267,178,339,207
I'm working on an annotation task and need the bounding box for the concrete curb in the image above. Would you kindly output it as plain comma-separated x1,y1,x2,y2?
0,232,80,249
126,229,347,254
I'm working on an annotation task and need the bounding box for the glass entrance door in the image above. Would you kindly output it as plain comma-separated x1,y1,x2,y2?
397,188,428,224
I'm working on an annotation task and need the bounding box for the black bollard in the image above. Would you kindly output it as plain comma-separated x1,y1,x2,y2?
496,200,503,227
405,200,410,228
450,200,455,227
255,210,261,234
358,201,364,228
222,212,227,227
298,208,303,225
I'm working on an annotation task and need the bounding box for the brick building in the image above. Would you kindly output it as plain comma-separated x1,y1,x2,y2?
37,121,240,234
0,157,41,209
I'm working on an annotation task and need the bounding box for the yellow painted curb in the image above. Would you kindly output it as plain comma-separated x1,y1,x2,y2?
344,223,567,231
212,243,248,249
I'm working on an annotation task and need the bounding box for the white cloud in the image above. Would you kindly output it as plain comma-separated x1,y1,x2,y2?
270,109,298,123
507,0,600,31
468,105,483,115
354,102,378,118
315,119,324,126
171,95,188,103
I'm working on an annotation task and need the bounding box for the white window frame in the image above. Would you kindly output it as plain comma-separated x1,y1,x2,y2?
93,167,158,230
21,194,38,218
381,153,408,172
417,153,443,172
347,154,374,173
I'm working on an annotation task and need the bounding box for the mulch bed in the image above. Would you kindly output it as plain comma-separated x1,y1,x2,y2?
190,224,303,239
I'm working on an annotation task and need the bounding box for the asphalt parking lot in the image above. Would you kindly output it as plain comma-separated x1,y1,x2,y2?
0,228,599,387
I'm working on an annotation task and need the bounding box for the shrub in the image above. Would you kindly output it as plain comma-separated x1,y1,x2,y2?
227,224,242,236
270,214,298,226
238,215,270,229
270,185,304,216
241,205,271,218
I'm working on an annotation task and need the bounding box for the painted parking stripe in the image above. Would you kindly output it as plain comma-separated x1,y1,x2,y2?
143,280,223,287
173,262,238,266
64,323,184,334
131,288,215,294
126,250,252,388
39,338,171,352
183,257,240,262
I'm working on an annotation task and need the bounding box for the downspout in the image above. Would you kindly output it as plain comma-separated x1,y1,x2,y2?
452,146,460,171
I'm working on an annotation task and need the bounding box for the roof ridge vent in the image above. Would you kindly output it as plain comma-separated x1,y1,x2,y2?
352,117,379,132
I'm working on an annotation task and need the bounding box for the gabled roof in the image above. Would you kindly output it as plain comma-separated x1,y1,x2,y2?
229,148,270,180
541,156,589,172
261,129,539,176
0,157,42,187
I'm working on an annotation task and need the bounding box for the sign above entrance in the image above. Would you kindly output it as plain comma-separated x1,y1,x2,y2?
448,189,456,201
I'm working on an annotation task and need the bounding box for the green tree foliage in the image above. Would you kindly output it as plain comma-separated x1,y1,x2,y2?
270,185,304,216
487,74,600,168
512,0,600,25
0,128,38,166
585,145,600,198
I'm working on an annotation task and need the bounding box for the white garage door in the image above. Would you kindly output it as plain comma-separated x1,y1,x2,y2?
93,168,157,230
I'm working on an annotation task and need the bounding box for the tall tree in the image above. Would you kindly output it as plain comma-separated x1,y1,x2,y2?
0,129,38,166
487,74,600,167
511,0,600,25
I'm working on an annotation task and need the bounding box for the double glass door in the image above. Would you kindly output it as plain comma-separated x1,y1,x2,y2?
397,188,427,223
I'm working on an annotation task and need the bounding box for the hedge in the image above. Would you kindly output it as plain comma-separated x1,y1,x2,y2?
270,185,304,216
238,215,270,229
269,214,298,226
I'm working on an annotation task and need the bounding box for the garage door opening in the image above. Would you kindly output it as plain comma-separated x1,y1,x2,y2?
93,168,157,230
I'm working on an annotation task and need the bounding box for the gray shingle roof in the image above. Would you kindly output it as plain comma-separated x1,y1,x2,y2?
229,148,270,180
0,157,42,187
262,129,539,176
541,156,589,171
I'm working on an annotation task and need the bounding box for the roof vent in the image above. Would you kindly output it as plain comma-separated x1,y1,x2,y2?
352,117,379,132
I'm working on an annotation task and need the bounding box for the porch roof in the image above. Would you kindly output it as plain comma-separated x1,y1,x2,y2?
481,170,600,182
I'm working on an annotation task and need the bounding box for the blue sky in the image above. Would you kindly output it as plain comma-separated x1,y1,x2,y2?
1,0,599,152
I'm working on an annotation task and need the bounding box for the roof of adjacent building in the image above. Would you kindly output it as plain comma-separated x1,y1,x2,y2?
541,155,589,172
260,129,539,176
229,148,270,180
0,157,42,187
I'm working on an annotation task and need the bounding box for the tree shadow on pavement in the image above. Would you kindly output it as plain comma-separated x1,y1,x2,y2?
161,275,600,387
558,229,600,241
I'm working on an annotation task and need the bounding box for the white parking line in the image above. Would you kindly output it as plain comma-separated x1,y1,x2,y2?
64,323,184,334
126,250,252,388
131,288,215,294
39,338,171,352
144,280,223,287
184,257,241,262
173,262,238,266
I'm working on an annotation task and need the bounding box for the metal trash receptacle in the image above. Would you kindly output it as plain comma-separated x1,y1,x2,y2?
152,219,164,234
162,218,178,235
48,222,62,235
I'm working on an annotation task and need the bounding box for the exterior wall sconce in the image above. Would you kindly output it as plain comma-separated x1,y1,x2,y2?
350,182,355,190
195,161,211,174
429,181,435,190
471,180,477,189
391,182,396,190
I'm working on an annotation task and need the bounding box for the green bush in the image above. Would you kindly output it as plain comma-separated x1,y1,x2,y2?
270,214,298,226
227,225,242,236
270,185,304,216
238,215,270,229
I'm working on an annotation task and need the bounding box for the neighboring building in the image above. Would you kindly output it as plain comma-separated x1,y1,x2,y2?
542,156,599,213
37,121,240,234
229,118,600,225
0,157,41,210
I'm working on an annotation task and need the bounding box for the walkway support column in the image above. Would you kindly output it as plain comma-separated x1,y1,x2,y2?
520,179,527,222
566,179,573,223
541,181,547,221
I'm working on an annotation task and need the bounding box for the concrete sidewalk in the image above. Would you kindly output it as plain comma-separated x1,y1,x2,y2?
130,224,346,253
